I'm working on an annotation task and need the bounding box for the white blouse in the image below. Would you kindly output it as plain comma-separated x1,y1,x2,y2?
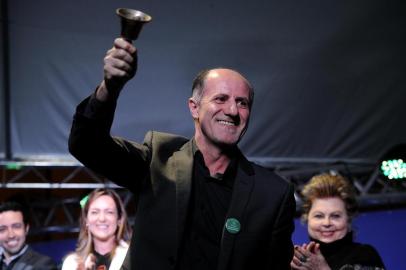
61,240,129,270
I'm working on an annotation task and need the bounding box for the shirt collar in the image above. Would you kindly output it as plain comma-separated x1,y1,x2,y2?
193,145,238,188
1,244,28,265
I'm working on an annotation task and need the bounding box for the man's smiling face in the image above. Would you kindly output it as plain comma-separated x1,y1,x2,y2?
0,210,28,258
190,69,251,148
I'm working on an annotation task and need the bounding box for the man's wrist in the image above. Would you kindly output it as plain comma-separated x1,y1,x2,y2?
95,81,111,102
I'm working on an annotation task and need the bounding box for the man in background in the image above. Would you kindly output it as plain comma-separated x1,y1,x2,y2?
0,201,57,270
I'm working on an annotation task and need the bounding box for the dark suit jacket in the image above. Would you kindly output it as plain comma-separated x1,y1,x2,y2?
1,246,57,270
69,95,296,270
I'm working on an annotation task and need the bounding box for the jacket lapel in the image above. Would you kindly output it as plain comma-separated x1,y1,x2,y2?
111,241,129,270
10,247,31,270
173,140,194,254
171,141,255,270
218,154,255,270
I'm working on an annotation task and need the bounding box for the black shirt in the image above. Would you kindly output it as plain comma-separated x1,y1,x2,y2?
312,232,386,270
94,251,112,270
177,150,237,270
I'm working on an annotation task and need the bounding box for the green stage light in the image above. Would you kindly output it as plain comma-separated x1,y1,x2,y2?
5,162,22,170
379,144,406,180
381,159,406,179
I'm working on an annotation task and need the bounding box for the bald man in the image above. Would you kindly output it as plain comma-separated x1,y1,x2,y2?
69,38,295,270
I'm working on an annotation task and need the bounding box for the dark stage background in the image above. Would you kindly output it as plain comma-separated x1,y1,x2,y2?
1,0,405,164
1,0,406,269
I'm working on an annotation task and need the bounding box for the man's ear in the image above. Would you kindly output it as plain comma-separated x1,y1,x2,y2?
188,98,199,120
25,224,30,235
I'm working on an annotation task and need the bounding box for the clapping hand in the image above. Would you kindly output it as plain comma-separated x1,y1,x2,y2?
290,242,331,270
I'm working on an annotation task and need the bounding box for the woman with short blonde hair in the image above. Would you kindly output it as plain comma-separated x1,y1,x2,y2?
291,173,385,270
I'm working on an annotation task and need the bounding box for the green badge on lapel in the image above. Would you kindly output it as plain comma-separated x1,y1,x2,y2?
225,218,241,234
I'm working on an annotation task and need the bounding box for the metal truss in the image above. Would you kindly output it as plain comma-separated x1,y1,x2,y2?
1,159,406,236
268,159,406,212
0,160,135,236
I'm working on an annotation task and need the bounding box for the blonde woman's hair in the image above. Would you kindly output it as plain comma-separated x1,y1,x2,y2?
301,173,358,224
75,188,132,261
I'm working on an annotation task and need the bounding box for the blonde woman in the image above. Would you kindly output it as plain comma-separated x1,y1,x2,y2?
62,188,132,270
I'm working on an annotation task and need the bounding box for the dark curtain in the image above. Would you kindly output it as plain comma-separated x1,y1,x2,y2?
1,0,405,164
